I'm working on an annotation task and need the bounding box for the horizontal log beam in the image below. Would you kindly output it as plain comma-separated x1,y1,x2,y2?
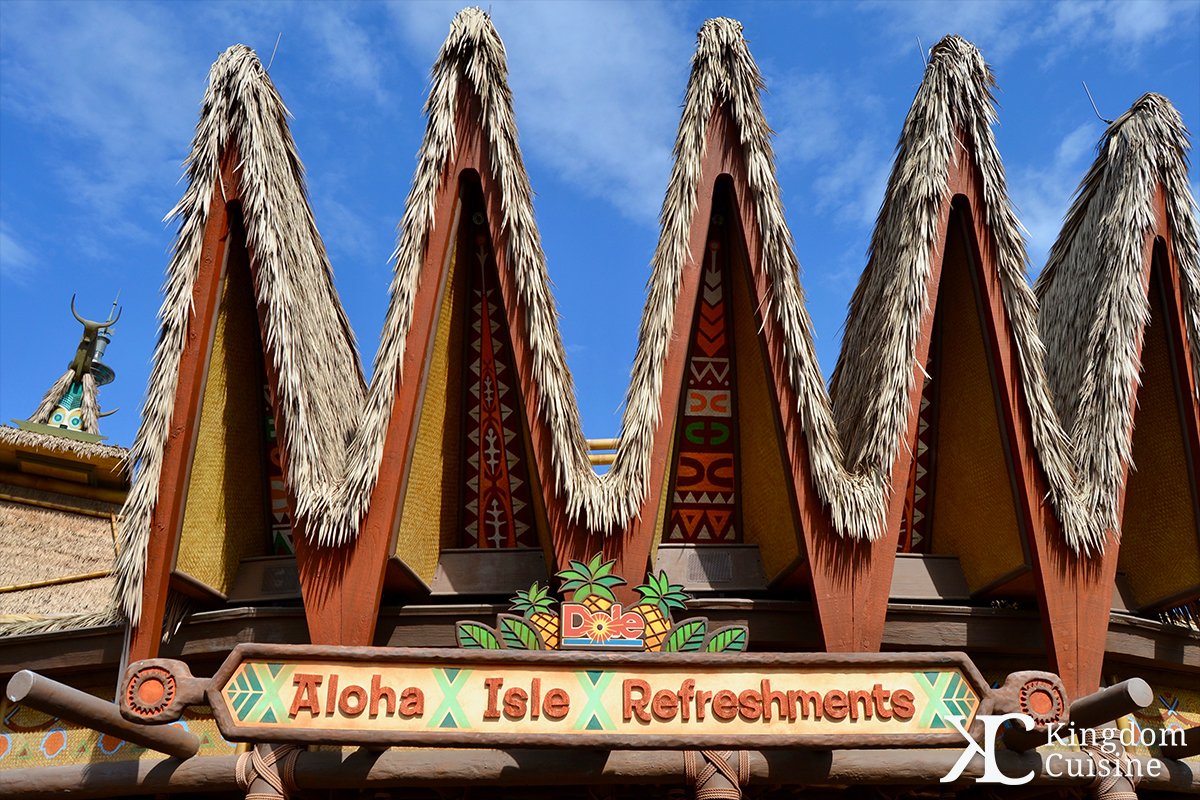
1161,725,1200,761
1071,678,1154,728
5,670,199,760
1006,677,1154,752
1,747,1196,799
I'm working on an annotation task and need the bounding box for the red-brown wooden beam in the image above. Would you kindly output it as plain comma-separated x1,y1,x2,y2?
305,92,488,646
1031,187,1197,697
128,152,242,661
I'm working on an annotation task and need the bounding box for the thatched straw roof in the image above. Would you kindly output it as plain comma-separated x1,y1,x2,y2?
26,370,104,435
0,424,127,464
1036,93,1200,544
9,11,1193,641
309,10,863,545
0,484,121,633
113,44,364,624
316,11,1094,553
830,35,1093,552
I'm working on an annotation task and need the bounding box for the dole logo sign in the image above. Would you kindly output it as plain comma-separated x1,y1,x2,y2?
456,553,749,653
561,603,645,648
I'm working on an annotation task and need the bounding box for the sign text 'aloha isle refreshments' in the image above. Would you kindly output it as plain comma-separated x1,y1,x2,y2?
212,652,988,748
210,557,990,747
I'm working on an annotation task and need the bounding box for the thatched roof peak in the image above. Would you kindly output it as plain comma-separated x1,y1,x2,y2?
1036,90,1199,543
831,26,1095,551
113,38,364,619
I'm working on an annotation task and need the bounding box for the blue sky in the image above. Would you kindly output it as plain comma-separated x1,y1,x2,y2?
1,0,1197,447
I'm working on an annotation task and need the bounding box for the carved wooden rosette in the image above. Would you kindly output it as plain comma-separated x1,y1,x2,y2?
120,658,208,724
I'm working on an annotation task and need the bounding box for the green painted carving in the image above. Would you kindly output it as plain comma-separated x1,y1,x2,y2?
663,618,708,652
456,622,502,650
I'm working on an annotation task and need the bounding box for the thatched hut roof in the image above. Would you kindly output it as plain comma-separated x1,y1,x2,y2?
0,424,127,465
0,483,121,631
10,11,1193,641
1036,92,1200,542
316,12,1094,553
309,10,864,545
112,44,365,623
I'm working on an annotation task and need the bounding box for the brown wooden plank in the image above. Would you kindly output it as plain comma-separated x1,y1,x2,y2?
128,150,240,662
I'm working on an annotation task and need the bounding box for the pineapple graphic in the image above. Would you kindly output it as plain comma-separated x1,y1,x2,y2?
633,570,690,651
510,582,560,649
557,554,626,613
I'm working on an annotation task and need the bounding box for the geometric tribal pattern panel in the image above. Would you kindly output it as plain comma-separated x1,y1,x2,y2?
666,237,741,543
898,368,936,554
262,379,294,556
460,227,538,549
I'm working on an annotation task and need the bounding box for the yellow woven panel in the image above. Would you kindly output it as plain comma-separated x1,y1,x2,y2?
929,214,1026,591
1118,264,1200,609
649,426,674,569
729,240,800,580
176,244,269,595
394,239,465,582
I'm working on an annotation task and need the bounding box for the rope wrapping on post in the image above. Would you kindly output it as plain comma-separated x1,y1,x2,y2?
1082,739,1139,800
235,743,301,800
684,750,749,800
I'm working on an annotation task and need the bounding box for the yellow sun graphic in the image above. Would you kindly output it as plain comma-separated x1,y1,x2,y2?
585,617,614,643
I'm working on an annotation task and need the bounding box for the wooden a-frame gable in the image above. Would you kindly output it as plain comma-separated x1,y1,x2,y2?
126,44,364,660
132,152,305,660
1035,94,1200,695
315,86,562,647
1116,196,1200,612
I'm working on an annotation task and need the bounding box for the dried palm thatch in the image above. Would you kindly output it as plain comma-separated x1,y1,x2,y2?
309,10,847,543
831,35,1093,552
0,482,123,635
27,370,102,435
1036,93,1200,545
314,12,1091,553
0,424,127,463
112,44,364,625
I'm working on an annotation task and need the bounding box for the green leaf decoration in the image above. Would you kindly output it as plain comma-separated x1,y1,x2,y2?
456,622,502,650
704,625,748,652
555,553,626,603
498,615,542,650
510,582,556,617
634,570,690,614
663,618,708,652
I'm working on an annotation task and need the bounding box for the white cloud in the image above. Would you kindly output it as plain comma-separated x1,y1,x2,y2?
1009,121,1100,272
862,0,1199,67
0,2,196,234
0,224,36,286
390,1,690,223
303,5,390,104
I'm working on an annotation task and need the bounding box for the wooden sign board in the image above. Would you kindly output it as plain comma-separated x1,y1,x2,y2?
209,645,993,749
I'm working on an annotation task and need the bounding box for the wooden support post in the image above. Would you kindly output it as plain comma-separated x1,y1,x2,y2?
238,743,300,799
5,670,199,760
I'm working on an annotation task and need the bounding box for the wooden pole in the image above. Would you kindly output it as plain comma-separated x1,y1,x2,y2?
1005,677,1155,752
0,747,1195,799
5,670,199,760
1161,726,1200,761
1071,678,1154,728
